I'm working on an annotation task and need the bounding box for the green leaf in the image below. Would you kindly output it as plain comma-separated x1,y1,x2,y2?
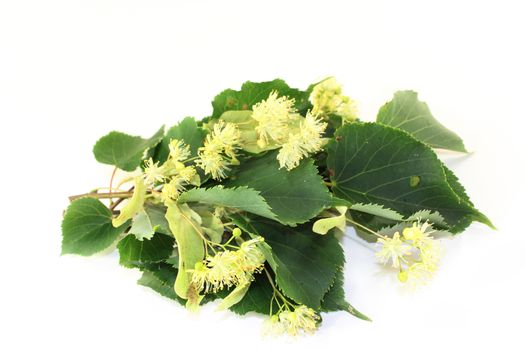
165,203,205,299
211,79,311,119
61,198,129,256
117,233,175,268
349,203,404,221
229,272,278,315
234,216,344,309
154,117,206,164
442,165,494,231
178,186,277,221
137,263,185,305
112,176,147,227
93,126,164,171
377,91,467,152
226,152,331,226
143,203,171,236
195,210,224,243
327,123,490,233
321,269,371,321
128,210,155,241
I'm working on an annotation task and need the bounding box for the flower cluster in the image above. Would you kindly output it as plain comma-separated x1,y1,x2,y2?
195,120,241,180
190,237,266,293
143,139,198,203
310,77,358,121
375,221,442,285
251,91,328,170
263,305,320,336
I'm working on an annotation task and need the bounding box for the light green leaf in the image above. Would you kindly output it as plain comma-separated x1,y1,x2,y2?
112,176,147,227
154,117,206,164
93,126,164,171
226,152,331,226
117,233,175,268
165,203,205,299
196,210,224,243
211,79,311,119
377,91,467,152
349,203,404,221
217,282,252,311
312,206,347,235
406,210,447,226
234,216,344,309
178,186,277,221
61,198,129,256
129,210,155,241
143,203,171,236
327,122,491,233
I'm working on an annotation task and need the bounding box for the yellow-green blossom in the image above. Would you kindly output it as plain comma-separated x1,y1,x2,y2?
196,121,240,180
375,232,412,269
168,139,191,162
190,236,266,293
275,305,320,336
252,91,296,147
276,112,327,170
196,150,230,180
377,221,442,286
143,158,166,185
310,77,358,121
276,133,306,170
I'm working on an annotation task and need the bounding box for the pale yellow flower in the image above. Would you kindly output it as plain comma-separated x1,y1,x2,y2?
276,112,327,170
310,77,358,121
160,176,186,202
196,121,240,180
278,305,320,336
238,237,266,272
375,232,412,269
195,150,229,180
262,315,286,336
298,111,327,153
252,91,296,147
378,221,442,286
276,133,307,170
168,139,191,162
178,165,197,182
190,236,266,294
143,158,166,185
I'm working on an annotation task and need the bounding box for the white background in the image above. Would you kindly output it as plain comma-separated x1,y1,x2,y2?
1,1,524,349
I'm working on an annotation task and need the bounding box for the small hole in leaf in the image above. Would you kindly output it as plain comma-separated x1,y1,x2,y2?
409,176,420,187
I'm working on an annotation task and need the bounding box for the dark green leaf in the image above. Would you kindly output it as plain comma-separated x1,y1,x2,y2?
226,152,331,226
93,126,164,171
327,123,491,233
229,272,278,315
117,234,175,268
178,186,277,221
234,216,344,309
61,198,129,256
321,269,371,321
154,117,206,164
137,263,185,305
211,79,311,118
377,91,467,152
